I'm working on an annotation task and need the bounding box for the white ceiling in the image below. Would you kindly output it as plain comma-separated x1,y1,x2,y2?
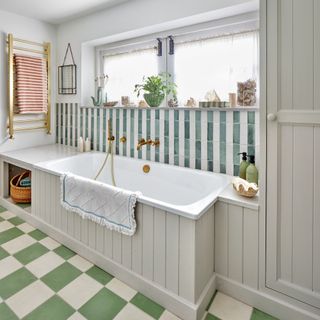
0,0,130,24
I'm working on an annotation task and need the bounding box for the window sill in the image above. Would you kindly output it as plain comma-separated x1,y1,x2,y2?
80,105,259,112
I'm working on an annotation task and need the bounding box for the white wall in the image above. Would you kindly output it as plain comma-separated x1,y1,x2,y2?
56,0,258,105
0,9,56,152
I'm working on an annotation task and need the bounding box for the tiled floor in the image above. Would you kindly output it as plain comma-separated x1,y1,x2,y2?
0,206,277,320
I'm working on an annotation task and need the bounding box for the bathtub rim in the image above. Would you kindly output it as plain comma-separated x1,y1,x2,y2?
34,151,233,220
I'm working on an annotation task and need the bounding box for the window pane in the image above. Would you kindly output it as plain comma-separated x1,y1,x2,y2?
103,48,158,104
174,31,259,105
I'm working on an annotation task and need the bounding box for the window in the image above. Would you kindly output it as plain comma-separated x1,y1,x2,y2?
103,47,158,104
98,19,259,107
174,31,259,105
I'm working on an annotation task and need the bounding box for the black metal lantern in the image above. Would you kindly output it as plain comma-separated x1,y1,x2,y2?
58,43,77,94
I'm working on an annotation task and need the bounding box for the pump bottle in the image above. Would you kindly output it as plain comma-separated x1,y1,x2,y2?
246,155,258,184
238,152,249,180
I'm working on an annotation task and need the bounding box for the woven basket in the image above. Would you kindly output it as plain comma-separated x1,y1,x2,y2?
10,171,31,203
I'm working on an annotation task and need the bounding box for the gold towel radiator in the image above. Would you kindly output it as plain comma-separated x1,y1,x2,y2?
7,33,51,139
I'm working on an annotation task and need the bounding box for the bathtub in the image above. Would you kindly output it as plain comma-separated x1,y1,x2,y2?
35,152,232,219
7,150,235,320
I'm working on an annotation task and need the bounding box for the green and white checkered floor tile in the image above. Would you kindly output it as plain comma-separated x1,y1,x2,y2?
0,206,277,320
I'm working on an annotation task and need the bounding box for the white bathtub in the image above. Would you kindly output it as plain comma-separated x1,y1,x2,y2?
35,152,231,219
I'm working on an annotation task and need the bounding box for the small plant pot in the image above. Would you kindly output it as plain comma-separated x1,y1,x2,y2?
143,93,164,108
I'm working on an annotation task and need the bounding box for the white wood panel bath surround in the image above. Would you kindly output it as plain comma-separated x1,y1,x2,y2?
0,145,259,320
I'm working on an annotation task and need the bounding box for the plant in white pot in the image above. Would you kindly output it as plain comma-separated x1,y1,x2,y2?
134,73,177,108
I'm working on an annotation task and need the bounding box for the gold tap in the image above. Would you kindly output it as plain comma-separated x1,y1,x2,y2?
120,136,126,143
137,138,160,150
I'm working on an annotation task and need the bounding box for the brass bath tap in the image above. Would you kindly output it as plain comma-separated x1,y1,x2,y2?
137,138,160,150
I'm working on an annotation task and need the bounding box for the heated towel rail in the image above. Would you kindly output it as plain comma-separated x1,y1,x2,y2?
7,33,51,139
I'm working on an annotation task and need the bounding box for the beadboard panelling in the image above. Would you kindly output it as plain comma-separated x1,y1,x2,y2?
32,168,215,304
214,201,259,289
56,104,259,176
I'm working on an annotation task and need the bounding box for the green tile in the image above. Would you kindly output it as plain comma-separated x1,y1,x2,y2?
53,246,76,260
233,111,240,123
24,295,74,320
29,229,47,241
0,303,19,320
0,247,9,260
16,203,31,209
79,288,126,320
0,205,7,213
0,268,36,299
86,266,113,285
0,228,23,245
248,111,255,124
131,292,165,319
248,124,255,145
251,308,279,320
14,243,49,265
8,216,24,226
41,262,81,292
205,313,220,320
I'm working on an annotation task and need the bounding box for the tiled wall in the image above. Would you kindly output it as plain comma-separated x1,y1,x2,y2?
56,104,259,176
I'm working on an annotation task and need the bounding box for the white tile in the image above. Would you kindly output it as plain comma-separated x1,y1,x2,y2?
68,312,87,320
208,292,253,320
39,237,60,250
68,255,93,272
17,222,35,233
58,274,103,309
0,211,15,220
6,280,54,319
2,234,36,255
0,256,22,279
26,251,64,278
0,221,14,232
106,278,137,301
114,303,154,320
159,310,181,320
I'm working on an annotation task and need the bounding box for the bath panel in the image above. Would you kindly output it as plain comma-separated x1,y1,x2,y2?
32,169,215,305
214,201,259,289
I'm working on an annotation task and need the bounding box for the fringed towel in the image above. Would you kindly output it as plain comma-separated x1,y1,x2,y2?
14,54,48,114
60,173,140,236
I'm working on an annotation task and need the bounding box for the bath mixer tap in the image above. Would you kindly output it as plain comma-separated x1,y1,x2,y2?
137,138,160,150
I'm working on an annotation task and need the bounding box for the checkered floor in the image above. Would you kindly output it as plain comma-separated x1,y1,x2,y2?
0,205,277,320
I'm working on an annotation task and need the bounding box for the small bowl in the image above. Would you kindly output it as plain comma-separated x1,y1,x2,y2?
232,177,258,198
103,101,118,107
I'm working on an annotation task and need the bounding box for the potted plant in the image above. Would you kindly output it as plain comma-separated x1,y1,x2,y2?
134,73,177,107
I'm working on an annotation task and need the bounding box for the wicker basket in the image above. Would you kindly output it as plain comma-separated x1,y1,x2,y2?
10,171,31,203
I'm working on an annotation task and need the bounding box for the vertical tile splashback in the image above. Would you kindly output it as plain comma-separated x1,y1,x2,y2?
56,104,259,176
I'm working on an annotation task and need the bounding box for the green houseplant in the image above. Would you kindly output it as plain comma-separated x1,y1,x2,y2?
134,73,177,107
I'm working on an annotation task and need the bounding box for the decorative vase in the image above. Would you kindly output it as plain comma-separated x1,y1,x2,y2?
143,93,164,108
91,86,103,106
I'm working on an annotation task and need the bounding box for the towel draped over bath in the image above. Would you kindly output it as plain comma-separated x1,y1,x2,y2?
60,173,140,236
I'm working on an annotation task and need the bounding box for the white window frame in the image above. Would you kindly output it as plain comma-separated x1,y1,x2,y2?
95,11,259,106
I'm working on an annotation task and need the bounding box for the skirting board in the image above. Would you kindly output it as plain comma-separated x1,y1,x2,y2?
0,198,216,320
216,275,320,320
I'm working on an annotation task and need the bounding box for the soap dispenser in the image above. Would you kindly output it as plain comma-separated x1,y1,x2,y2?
238,152,249,180
246,155,258,185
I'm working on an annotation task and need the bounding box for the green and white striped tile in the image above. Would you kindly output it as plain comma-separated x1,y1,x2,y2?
56,104,258,176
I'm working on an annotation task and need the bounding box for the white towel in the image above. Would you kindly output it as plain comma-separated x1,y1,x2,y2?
60,173,140,236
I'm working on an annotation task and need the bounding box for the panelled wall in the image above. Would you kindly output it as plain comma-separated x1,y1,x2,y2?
266,0,320,311
214,201,259,289
56,104,259,176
